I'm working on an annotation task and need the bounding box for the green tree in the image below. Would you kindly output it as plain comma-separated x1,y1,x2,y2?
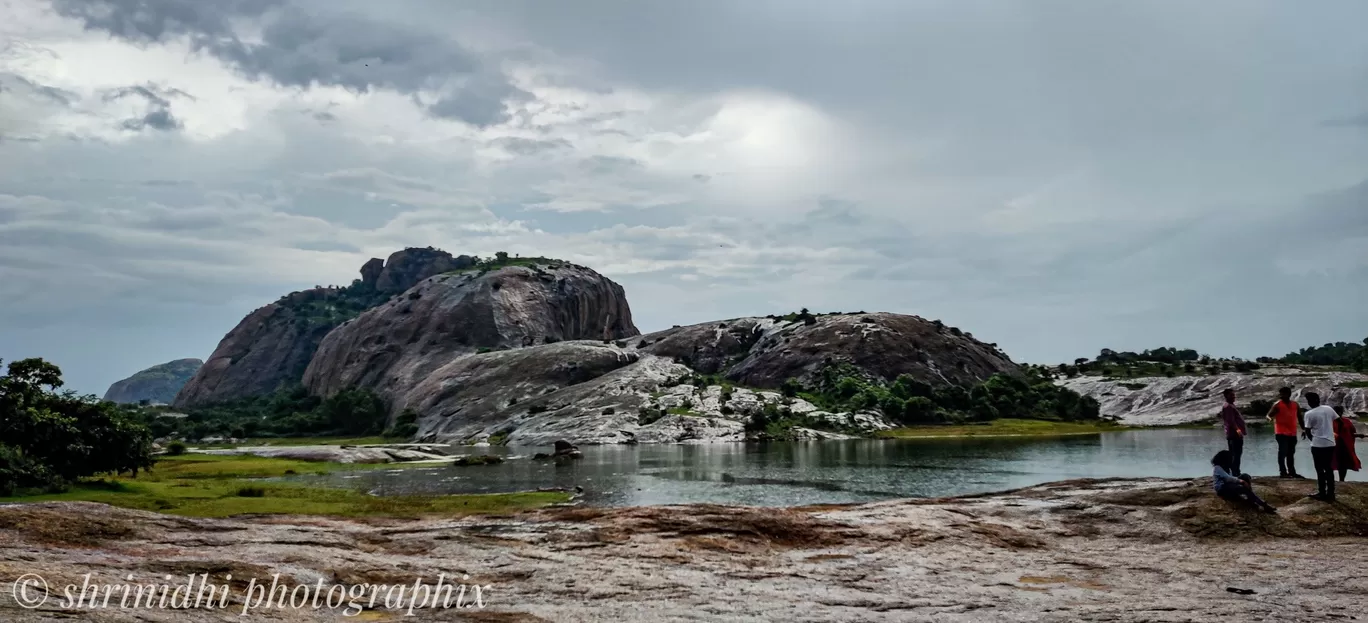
0,358,155,495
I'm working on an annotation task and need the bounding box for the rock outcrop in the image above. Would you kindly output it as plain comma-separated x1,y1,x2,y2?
172,292,343,408
174,248,483,408
1059,366,1368,426
641,312,1020,389
302,262,638,403
102,358,202,404
371,247,476,294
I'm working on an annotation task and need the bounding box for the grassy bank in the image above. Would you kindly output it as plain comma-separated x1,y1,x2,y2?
876,418,1129,439
0,454,568,518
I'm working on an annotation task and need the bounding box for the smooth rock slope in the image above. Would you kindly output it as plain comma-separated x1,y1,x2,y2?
1060,366,1368,426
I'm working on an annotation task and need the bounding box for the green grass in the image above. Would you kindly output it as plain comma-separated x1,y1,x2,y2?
876,418,1128,439
1341,380,1368,389
0,454,568,518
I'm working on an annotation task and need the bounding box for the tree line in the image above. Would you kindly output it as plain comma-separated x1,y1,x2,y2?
0,358,155,496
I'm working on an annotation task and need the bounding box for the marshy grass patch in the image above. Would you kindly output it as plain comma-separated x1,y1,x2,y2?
0,454,569,519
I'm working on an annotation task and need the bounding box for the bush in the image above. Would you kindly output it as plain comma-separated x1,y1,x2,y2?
235,486,266,498
165,441,187,456
383,409,419,440
639,408,666,426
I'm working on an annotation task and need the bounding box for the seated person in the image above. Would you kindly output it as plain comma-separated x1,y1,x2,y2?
1211,450,1276,513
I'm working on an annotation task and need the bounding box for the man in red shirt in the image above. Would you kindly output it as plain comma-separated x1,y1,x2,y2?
1265,387,1305,478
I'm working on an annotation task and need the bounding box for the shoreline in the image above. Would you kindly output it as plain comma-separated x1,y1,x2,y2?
2,477,1364,621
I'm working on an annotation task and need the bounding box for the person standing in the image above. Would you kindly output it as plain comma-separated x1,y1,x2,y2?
1302,392,1338,501
1332,406,1365,482
1265,387,1305,478
1220,388,1247,476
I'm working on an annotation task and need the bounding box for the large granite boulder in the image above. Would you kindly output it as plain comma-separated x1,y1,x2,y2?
641,312,1020,389
302,262,639,407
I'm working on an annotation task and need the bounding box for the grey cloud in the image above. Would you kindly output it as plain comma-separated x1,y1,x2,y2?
492,137,572,155
0,73,78,106
102,83,189,132
577,156,643,175
424,72,531,127
120,108,181,131
1322,114,1368,128
102,83,193,107
51,0,284,42
55,0,525,126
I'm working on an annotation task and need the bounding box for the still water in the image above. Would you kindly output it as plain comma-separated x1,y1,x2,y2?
286,429,1337,507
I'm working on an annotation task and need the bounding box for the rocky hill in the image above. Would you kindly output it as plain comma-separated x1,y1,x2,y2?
1059,366,1368,426
102,358,202,404
174,248,1026,444
302,260,638,400
173,248,478,408
366,313,1017,445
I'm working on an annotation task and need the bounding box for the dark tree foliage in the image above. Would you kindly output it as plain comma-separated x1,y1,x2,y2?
1274,339,1368,370
797,362,1100,426
1095,347,1201,365
0,358,155,495
162,386,394,440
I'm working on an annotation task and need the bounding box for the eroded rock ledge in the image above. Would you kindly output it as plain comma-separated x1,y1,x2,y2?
2,478,1365,621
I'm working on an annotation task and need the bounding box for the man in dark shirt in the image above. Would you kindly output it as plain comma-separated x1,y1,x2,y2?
1221,388,1248,476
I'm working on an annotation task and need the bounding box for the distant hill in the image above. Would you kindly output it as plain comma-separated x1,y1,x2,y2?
103,359,203,404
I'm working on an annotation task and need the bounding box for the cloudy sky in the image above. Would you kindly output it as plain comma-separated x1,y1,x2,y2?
2,0,1366,395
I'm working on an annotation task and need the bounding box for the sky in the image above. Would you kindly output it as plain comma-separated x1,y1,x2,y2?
2,0,1367,396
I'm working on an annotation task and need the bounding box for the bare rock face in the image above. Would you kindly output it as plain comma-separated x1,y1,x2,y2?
402,341,648,444
174,248,490,408
103,358,202,404
173,290,346,407
373,247,476,294
303,262,639,406
359,257,384,287
641,312,1020,390
1060,367,1368,426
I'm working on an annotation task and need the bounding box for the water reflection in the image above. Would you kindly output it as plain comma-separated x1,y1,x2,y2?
285,429,1328,507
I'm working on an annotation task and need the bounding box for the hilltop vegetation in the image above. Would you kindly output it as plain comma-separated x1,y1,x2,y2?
1267,339,1368,370
1051,337,1368,380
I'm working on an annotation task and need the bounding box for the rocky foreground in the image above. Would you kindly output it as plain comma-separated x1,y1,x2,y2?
2,478,1366,622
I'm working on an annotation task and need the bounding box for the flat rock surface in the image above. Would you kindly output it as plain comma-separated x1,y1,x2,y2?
2,478,1365,621
194,445,451,463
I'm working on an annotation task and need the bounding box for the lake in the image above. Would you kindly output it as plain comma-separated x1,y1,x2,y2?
285,429,1341,507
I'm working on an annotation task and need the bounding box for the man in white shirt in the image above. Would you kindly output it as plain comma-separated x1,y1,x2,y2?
1302,392,1338,502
